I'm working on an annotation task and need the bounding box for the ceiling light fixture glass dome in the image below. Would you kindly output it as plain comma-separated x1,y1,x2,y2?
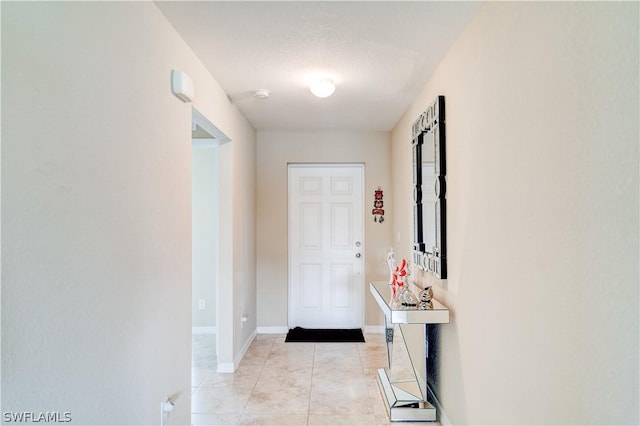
310,78,336,98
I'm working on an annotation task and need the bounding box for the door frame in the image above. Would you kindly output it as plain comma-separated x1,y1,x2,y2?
287,163,365,329
191,107,234,374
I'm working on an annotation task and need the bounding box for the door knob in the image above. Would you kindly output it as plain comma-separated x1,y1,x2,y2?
355,253,361,258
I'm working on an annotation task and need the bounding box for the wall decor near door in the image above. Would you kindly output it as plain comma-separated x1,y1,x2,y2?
412,96,447,278
372,186,385,223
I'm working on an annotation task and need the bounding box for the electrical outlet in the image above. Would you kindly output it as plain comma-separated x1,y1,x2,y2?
240,314,248,329
198,299,206,310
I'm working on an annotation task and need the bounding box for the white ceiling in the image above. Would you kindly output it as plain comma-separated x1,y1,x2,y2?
156,1,482,131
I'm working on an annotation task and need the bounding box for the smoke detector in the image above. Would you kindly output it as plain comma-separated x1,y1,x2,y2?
252,89,270,100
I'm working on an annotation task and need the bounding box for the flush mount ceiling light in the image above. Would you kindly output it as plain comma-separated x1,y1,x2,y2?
309,78,336,98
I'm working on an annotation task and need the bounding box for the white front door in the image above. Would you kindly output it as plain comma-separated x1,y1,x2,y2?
288,164,364,329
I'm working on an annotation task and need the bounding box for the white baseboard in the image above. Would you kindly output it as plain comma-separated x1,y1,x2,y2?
216,362,234,373
234,329,257,370
364,325,384,334
192,326,217,335
427,384,450,426
257,326,289,334
216,329,258,373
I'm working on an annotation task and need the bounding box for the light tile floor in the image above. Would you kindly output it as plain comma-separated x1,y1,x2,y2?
191,333,394,425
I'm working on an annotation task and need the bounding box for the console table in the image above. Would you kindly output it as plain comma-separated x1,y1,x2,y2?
370,281,450,422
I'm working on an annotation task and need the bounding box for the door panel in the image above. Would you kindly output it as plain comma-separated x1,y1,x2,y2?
331,203,352,248
289,164,364,328
330,263,353,309
301,203,322,248
300,263,322,309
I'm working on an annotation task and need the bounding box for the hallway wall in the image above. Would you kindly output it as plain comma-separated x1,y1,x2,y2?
1,2,255,424
256,131,392,330
391,2,638,424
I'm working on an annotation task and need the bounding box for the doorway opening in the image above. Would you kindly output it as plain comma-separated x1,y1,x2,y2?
190,108,231,396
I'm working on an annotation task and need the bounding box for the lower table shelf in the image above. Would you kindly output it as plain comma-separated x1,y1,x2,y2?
376,368,437,422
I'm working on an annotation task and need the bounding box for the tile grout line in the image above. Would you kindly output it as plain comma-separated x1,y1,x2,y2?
306,343,317,426
236,336,275,425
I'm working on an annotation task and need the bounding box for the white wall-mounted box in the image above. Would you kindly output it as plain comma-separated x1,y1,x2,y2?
171,70,194,102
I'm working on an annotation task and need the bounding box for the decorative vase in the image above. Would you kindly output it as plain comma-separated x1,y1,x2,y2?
386,248,401,308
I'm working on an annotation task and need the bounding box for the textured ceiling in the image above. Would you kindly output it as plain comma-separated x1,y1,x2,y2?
156,1,482,131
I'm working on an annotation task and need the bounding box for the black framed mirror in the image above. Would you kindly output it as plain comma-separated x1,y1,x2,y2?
412,96,447,278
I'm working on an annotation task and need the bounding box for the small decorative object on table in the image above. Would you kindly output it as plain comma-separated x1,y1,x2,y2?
395,259,418,307
386,249,419,307
419,286,433,302
386,248,396,286
417,286,434,309
386,249,400,308
400,287,418,306
418,300,433,310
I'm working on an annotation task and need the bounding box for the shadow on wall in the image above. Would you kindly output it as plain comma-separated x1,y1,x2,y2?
429,322,467,424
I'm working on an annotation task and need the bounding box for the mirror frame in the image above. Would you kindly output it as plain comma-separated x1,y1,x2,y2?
412,95,447,279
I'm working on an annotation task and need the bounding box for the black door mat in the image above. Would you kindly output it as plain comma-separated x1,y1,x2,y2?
285,327,365,343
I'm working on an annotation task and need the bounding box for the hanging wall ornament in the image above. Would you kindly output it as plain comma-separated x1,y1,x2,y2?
372,186,385,223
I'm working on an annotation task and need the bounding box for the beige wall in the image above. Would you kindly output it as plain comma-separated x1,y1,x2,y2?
1,2,256,424
231,114,258,363
391,2,638,424
256,131,392,329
